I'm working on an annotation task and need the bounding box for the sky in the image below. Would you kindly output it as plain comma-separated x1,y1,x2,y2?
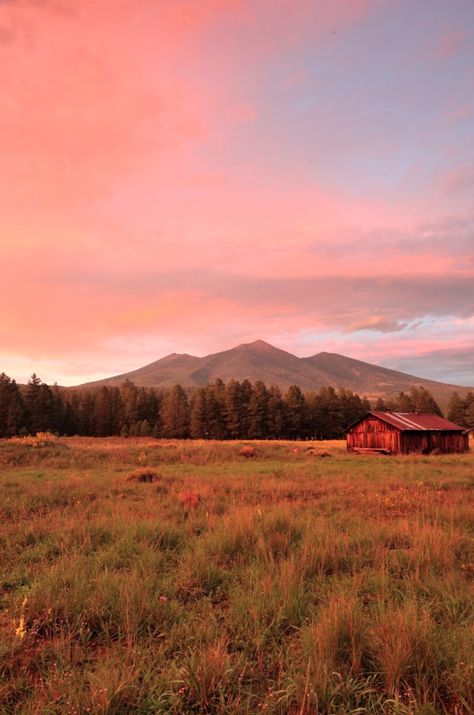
1,0,473,387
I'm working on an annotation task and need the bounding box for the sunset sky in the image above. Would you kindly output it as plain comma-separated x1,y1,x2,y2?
1,0,473,387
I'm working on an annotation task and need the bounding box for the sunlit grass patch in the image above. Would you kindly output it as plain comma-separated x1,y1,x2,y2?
0,437,473,713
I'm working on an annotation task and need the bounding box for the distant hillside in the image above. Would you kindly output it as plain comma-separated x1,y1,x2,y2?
78,340,472,403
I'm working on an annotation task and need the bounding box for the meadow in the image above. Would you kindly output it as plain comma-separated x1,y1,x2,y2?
0,436,473,714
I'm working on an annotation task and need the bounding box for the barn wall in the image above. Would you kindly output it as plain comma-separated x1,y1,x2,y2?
400,432,428,454
347,418,469,454
346,416,400,453
401,431,468,454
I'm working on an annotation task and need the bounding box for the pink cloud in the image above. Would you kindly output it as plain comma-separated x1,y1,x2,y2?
0,4,207,210
441,166,474,195
443,105,472,126
433,28,465,60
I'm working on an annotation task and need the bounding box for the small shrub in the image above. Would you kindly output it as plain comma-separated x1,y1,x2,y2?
126,468,159,483
8,432,59,447
177,490,201,510
307,448,331,458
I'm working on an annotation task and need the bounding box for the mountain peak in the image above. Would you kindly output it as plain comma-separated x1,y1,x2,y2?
238,339,278,352
161,351,197,361
160,352,184,363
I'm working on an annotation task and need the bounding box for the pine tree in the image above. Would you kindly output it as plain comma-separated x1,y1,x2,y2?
315,387,343,439
107,387,123,435
285,385,306,439
5,386,25,436
120,380,138,428
140,419,151,437
129,422,138,437
161,384,189,438
205,383,227,439
447,392,466,426
24,373,43,434
395,391,415,412
51,384,66,434
409,386,442,415
24,376,56,434
465,392,474,429
190,388,208,438
78,392,94,435
147,389,160,427
92,387,114,436
307,390,325,439
339,389,367,434
65,392,80,435
239,380,253,438
39,383,55,431
136,388,150,422
0,373,24,437
154,391,164,436
247,381,270,439
267,385,286,439
224,380,245,439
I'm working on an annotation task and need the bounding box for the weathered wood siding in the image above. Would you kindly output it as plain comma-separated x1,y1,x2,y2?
346,416,400,453
400,431,468,454
347,415,469,454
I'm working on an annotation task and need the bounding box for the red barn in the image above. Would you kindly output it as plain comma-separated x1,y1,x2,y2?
345,411,469,455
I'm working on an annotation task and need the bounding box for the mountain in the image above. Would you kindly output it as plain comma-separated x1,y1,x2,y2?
78,340,472,402
301,352,469,401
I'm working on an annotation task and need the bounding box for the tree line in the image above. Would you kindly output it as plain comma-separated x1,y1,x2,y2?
444,391,474,429
1,371,470,440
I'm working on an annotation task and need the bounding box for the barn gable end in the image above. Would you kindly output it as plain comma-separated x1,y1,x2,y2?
346,413,401,454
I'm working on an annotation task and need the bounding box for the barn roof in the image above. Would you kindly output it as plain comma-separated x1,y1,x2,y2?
345,411,466,432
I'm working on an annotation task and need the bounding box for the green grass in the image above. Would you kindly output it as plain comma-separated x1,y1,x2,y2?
0,437,473,714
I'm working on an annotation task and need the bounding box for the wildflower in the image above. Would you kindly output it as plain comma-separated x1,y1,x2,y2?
15,615,26,639
15,596,28,639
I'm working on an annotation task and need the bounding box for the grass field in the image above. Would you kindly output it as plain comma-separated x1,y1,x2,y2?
0,436,473,714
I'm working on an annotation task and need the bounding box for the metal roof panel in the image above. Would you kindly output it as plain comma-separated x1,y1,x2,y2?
369,411,465,431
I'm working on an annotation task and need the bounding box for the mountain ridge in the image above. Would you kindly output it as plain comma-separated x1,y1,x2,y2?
78,340,472,402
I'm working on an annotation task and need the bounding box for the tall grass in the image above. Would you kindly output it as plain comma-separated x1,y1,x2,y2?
0,437,472,713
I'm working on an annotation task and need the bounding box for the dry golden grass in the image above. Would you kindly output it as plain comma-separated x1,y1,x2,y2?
0,437,473,714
